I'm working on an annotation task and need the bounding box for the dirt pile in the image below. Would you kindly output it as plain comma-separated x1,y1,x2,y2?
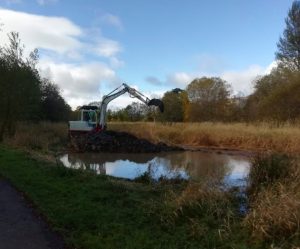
80,130,182,153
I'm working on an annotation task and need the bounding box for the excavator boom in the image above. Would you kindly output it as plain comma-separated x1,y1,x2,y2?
99,83,164,129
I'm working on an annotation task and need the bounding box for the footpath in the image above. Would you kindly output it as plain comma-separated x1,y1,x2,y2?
0,180,65,249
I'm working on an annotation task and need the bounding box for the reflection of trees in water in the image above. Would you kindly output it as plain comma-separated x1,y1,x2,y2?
144,160,186,180
65,151,233,182
87,163,106,175
69,152,156,164
153,152,231,184
68,152,159,176
67,155,106,175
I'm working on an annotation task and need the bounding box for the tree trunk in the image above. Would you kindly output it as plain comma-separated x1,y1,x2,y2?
0,120,7,142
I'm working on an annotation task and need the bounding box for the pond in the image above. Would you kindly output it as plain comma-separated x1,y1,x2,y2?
59,151,251,188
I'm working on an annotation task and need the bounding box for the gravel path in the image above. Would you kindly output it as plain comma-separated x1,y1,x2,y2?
0,180,66,249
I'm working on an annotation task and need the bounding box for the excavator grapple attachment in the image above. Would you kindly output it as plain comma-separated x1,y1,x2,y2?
148,99,164,112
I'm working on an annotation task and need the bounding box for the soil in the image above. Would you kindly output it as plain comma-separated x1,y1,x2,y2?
72,130,183,153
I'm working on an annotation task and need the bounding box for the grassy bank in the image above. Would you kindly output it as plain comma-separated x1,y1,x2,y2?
109,122,300,154
0,146,247,249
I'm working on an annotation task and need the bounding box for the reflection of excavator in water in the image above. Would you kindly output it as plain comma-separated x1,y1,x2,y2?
69,83,164,137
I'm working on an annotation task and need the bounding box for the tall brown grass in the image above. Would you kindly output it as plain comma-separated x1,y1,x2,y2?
4,121,300,154
3,122,68,153
158,181,235,240
244,154,300,247
109,122,300,154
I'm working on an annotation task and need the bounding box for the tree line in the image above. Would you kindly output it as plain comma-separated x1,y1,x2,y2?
0,32,71,141
108,1,300,124
1,0,300,138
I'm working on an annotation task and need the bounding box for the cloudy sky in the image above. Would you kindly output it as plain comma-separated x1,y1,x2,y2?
0,0,294,109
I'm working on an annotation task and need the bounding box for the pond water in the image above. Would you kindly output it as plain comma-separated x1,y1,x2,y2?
59,151,251,188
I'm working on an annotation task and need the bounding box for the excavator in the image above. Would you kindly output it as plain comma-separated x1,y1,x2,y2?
69,83,164,136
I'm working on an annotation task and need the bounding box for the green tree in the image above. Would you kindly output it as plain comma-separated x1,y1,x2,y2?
246,67,300,122
276,0,300,70
124,102,147,121
186,77,231,122
0,32,42,140
159,89,187,122
41,79,71,122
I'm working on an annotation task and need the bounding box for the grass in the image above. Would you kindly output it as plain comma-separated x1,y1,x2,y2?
3,122,68,159
247,153,293,194
109,122,300,154
0,146,252,249
244,154,300,248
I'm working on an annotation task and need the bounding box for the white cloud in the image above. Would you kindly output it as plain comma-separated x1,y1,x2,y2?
0,9,123,59
265,61,278,74
0,8,125,109
109,57,124,68
95,38,122,57
39,59,118,108
0,9,82,54
220,62,277,95
101,13,123,30
221,65,267,95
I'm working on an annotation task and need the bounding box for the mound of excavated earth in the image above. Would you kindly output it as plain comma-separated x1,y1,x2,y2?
80,130,182,153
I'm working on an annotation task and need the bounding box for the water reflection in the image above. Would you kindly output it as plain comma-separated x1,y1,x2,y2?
59,151,250,187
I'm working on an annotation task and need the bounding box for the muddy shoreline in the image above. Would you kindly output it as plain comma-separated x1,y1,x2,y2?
73,130,183,153
70,130,254,157
181,145,255,157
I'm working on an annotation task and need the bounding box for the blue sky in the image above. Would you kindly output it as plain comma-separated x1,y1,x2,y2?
0,0,294,108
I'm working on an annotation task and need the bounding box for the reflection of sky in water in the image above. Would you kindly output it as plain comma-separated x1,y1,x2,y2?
96,159,188,180
224,159,250,187
59,151,250,187
105,160,148,179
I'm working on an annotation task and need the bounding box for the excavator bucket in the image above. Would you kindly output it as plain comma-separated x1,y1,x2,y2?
148,99,164,112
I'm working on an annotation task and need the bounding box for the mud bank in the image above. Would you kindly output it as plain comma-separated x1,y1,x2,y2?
73,130,182,153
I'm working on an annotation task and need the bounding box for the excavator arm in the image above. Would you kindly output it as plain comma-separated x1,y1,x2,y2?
99,83,164,129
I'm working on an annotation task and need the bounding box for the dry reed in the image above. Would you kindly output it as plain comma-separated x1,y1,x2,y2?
158,181,235,240
3,122,68,153
244,156,300,246
109,122,300,154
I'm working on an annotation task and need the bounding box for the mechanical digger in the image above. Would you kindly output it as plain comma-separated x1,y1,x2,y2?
68,83,164,137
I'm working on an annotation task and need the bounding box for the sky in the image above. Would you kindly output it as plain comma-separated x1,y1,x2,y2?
0,0,295,109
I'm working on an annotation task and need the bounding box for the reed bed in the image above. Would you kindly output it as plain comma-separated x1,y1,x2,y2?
5,121,300,154
109,122,300,154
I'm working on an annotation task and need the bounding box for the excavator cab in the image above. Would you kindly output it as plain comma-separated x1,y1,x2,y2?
69,106,99,135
